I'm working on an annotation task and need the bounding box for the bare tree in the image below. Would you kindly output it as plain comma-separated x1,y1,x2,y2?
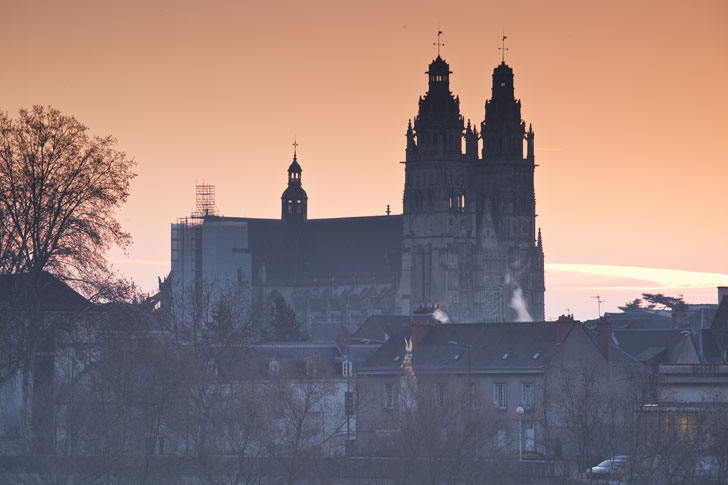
161,280,265,484
0,106,135,451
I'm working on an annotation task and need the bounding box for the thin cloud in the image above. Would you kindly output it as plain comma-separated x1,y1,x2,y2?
546,263,728,289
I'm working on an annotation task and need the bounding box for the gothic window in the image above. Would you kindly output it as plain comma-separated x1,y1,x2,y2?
427,191,434,209
415,192,424,210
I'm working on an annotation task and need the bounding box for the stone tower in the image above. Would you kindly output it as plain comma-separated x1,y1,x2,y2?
281,150,308,222
397,54,544,322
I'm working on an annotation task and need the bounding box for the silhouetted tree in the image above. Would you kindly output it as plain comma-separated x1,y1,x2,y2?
265,295,305,342
618,293,685,312
618,298,644,312
0,106,135,452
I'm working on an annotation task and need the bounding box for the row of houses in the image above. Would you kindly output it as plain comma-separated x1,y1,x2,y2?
1,274,727,482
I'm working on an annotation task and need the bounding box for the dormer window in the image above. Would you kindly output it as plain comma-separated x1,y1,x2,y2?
269,360,280,376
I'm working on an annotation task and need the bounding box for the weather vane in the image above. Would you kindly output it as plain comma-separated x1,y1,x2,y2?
434,29,444,56
499,32,508,63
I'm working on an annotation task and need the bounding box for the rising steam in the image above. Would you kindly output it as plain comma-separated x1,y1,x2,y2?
432,307,451,324
505,273,534,322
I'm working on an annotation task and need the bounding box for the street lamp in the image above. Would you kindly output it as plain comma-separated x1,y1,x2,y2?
516,406,525,461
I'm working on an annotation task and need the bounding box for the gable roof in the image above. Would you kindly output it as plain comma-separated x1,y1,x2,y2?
0,272,90,312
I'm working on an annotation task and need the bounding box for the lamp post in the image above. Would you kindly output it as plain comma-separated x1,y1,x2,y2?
516,406,525,461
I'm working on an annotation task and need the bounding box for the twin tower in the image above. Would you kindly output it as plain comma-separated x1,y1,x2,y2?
398,54,544,322
280,53,545,323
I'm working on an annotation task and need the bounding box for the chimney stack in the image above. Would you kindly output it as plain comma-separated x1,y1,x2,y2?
597,317,612,363
411,304,439,347
556,314,576,343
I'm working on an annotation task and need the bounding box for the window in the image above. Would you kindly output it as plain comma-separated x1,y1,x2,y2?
436,383,446,407
384,383,394,409
342,359,352,377
269,360,280,376
493,383,506,409
345,391,354,416
521,382,534,408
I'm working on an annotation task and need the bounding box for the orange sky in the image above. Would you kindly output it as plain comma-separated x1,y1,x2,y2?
2,0,727,319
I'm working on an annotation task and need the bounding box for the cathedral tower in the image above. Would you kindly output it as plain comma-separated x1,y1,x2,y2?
478,59,544,321
398,53,480,322
398,40,545,323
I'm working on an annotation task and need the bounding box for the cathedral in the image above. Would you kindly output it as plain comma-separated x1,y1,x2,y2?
169,50,545,327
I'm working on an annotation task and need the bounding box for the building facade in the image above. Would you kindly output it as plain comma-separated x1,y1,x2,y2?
169,53,545,324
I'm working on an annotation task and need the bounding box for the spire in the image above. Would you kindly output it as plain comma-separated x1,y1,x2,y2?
406,119,417,160
537,228,543,250
409,52,463,160
527,123,535,161
481,50,525,162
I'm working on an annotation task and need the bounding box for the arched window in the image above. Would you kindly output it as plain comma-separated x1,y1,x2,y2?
415,192,424,210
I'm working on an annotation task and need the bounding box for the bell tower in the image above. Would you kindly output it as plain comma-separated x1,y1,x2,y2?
281,146,308,223
398,34,480,322
478,48,544,321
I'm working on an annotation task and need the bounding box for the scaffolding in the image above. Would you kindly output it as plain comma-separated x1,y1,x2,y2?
191,183,219,219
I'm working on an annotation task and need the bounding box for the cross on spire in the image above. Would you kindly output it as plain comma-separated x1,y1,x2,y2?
433,29,444,57
499,33,509,63
292,137,298,156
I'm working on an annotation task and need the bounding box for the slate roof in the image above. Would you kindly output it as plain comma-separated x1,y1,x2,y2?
609,329,695,365
207,215,402,285
359,322,566,375
0,272,90,312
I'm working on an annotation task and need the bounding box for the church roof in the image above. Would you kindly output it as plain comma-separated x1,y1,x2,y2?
209,215,402,285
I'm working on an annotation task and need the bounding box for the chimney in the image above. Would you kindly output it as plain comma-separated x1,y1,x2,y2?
718,287,728,305
411,304,439,347
597,317,612,363
556,314,576,343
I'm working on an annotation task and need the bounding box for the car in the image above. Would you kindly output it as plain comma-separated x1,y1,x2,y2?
585,456,628,480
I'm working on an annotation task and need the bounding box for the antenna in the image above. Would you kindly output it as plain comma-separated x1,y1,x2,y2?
434,29,444,57
592,295,605,318
499,31,509,63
